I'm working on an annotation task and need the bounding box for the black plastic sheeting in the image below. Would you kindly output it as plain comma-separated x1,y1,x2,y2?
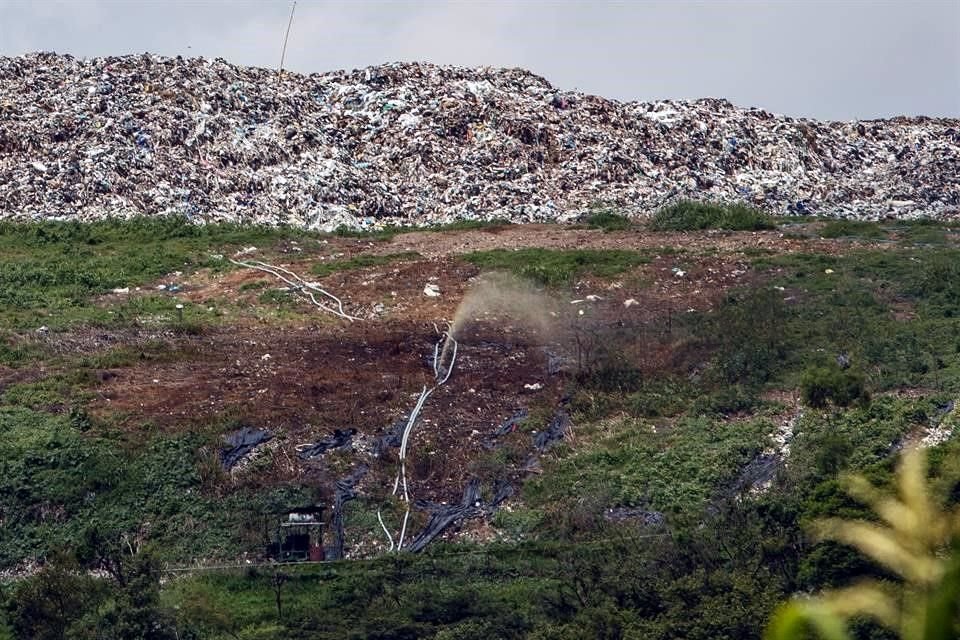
373,418,405,458
494,410,528,437
482,409,529,449
297,428,356,460
727,453,781,497
220,427,271,470
329,464,368,561
533,410,571,452
603,507,665,527
406,480,514,553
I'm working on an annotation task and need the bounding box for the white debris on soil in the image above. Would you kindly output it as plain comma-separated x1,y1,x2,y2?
919,399,958,448
230,438,282,477
0,558,41,581
746,407,804,497
423,283,441,297
765,408,803,459
1,53,957,228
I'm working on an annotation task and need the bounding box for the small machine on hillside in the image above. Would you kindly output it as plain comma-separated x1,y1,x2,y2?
265,505,325,562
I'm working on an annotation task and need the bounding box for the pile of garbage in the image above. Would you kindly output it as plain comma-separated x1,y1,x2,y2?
1,52,957,229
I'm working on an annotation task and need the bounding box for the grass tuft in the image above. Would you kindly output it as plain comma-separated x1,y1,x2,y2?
310,252,421,278
650,200,774,231
818,219,885,239
582,209,633,232
462,248,650,286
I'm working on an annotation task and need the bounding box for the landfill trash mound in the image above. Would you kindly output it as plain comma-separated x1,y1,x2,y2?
1,52,958,228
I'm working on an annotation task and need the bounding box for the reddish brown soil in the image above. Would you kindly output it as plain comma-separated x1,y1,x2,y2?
380,224,889,257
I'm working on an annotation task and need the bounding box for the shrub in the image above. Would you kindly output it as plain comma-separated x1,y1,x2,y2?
650,200,774,231
767,448,960,640
577,365,643,394
691,386,759,417
909,251,960,316
627,378,697,418
583,209,633,232
801,365,867,408
703,289,788,385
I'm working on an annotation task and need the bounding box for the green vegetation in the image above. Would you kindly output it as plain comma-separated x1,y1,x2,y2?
525,415,770,515
752,248,960,392
890,219,952,246
801,364,867,408
768,448,960,640
425,218,513,233
0,217,310,330
650,200,774,231
701,288,789,385
462,248,650,286
818,219,886,239
0,406,293,567
309,251,420,278
582,208,634,231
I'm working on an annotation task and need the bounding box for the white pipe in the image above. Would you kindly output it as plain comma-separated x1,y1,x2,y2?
437,338,457,385
229,259,360,321
397,508,411,550
384,329,460,552
246,260,350,318
377,509,395,552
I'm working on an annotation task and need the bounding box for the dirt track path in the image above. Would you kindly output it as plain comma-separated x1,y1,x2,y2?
381,224,880,258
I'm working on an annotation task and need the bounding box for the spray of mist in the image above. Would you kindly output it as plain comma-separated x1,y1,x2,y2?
439,272,559,366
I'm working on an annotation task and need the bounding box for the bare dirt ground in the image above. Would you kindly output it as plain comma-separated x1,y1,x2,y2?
379,224,879,258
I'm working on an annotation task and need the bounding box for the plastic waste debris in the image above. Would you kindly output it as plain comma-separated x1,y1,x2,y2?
220,427,271,470
296,428,357,459
0,53,956,229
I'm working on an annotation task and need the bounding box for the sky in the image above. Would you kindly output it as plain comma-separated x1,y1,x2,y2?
0,0,957,121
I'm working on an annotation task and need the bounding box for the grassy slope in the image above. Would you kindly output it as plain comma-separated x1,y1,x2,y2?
3,213,960,639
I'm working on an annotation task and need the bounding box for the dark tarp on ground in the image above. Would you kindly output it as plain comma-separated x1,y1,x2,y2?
297,428,356,459
482,409,529,449
728,453,782,496
494,409,528,437
406,480,514,553
533,410,571,452
220,427,271,470
603,507,665,526
373,418,405,457
329,464,368,560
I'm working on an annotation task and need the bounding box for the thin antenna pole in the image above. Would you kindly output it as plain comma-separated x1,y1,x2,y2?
279,1,297,81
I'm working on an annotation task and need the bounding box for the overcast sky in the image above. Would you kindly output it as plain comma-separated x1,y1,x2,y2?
1,0,957,120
